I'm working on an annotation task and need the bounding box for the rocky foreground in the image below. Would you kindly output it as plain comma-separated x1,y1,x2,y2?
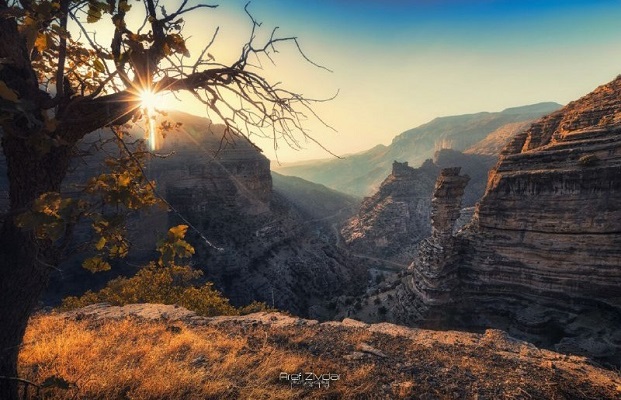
18,304,621,399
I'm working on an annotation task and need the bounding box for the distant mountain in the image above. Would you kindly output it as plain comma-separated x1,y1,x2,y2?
464,120,534,156
271,172,359,222
274,102,562,197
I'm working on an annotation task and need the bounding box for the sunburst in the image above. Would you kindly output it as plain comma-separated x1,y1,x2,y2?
138,90,161,151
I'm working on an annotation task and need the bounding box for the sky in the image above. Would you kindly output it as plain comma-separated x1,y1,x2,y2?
151,0,621,162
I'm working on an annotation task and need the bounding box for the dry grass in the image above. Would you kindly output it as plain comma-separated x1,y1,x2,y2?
17,309,621,399
19,314,375,399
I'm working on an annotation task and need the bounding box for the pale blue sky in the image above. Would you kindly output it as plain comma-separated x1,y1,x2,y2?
155,0,621,161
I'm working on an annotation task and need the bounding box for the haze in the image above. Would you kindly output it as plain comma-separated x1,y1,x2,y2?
155,0,621,162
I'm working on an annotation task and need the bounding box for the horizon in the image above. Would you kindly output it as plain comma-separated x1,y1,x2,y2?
165,99,564,165
147,0,621,162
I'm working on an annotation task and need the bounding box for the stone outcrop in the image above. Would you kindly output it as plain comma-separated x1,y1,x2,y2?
340,160,439,264
400,75,621,363
408,168,469,308
151,117,272,216
46,303,621,399
339,153,487,265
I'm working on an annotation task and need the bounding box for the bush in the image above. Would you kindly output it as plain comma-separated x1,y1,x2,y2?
578,154,599,167
61,264,272,317
378,306,388,315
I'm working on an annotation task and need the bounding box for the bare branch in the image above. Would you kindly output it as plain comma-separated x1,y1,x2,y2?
54,0,70,102
160,1,218,24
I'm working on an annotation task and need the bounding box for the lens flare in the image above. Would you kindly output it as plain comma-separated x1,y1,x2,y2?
139,90,159,151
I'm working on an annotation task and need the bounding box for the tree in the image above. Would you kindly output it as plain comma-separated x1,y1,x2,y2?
0,1,329,397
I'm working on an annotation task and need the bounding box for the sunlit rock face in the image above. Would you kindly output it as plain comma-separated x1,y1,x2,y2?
151,116,272,216
340,160,440,264
36,112,366,316
146,114,366,318
401,76,621,362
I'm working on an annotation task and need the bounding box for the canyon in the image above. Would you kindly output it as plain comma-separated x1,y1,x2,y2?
392,75,621,363
34,111,366,318
275,102,560,197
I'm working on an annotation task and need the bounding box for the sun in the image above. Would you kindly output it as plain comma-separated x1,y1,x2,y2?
139,89,161,112
138,90,162,150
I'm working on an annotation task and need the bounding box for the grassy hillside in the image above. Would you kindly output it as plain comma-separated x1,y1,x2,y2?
17,304,621,399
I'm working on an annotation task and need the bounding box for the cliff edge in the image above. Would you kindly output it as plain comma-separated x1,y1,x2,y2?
18,304,621,399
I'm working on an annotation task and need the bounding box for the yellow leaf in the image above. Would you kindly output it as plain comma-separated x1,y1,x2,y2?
82,256,112,273
168,225,189,241
95,237,106,250
92,58,105,73
0,81,19,102
117,174,131,187
162,43,171,56
34,33,48,52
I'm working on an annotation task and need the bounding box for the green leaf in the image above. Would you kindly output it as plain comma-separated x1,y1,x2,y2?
82,256,112,273
86,1,105,23
119,0,132,12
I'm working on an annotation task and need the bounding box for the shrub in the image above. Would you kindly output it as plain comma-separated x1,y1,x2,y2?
62,225,274,317
578,154,599,167
61,264,271,317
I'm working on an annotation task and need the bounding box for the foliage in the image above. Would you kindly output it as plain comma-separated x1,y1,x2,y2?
578,153,600,167
0,0,329,395
61,225,274,316
61,264,234,316
14,128,161,272
60,263,275,317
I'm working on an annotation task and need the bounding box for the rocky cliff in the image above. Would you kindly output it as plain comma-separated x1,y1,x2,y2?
340,160,439,264
148,120,366,317
275,102,561,197
34,111,366,317
339,151,491,265
400,75,621,363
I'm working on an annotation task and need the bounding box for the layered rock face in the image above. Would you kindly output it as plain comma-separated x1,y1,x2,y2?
34,112,366,316
339,152,489,265
403,168,469,320
147,117,366,317
340,160,439,264
151,118,272,216
403,76,621,361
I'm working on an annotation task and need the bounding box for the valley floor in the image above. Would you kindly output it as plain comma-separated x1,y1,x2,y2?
18,304,621,399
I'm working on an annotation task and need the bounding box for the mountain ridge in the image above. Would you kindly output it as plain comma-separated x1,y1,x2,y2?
274,102,562,197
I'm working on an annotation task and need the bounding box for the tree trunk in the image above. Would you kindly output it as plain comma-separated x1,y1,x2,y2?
0,223,51,399
0,136,70,399
0,3,135,398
